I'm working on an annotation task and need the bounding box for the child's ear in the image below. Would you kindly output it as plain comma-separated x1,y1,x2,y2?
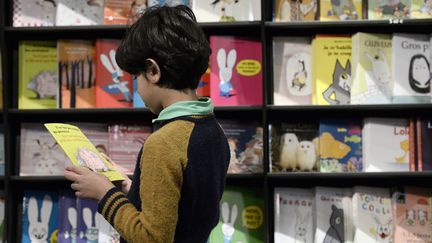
145,58,161,84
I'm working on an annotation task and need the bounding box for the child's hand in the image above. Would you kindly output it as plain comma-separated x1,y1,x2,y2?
100,152,133,194
65,166,115,201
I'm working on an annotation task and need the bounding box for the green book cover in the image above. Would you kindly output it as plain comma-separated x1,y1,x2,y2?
208,187,265,243
367,0,411,19
19,41,58,109
411,0,432,18
350,32,393,104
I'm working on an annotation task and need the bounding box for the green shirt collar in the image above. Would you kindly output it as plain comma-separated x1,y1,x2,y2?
152,97,214,124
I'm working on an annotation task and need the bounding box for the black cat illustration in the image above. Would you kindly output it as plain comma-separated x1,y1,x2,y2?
323,205,345,243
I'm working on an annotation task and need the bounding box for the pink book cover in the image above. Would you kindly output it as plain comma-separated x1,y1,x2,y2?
393,187,432,243
210,36,263,106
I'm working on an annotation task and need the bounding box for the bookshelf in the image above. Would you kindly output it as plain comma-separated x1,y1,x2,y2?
1,0,432,242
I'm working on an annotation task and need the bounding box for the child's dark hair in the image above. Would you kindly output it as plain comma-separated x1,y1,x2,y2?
116,5,210,90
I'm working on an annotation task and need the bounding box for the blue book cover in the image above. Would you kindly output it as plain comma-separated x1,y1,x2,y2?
147,0,190,7
218,119,263,173
319,119,363,172
76,198,99,243
58,190,77,243
21,191,59,243
132,76,146,108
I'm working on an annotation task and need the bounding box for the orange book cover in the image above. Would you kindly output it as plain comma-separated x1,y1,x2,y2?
58,40,96,108
416,119,423,171
104,0,135,25
95,39,133,108
196,66,210,97
409,118,416,172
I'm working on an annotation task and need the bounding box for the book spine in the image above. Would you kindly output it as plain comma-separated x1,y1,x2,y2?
417,119,423,172
409,118,416,172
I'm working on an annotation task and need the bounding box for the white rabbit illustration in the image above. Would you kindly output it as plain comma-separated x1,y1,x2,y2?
64,207,78,243
372,216,392,242
279,133,299,171
406,209,415,226
221,202,237,243
81,207,100,243
365,50,392,92
294,208,311,243
217,48,237,98
28,195,53,243
296,140,316,171
100,49,132,102
418,209,428,225
33,139,61,175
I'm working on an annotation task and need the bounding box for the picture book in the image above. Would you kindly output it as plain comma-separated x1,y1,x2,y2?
368,0,411,19
0,49,2,109
416,118,432,171
147,0,191,7
219,119,263,173
319,119,363,172
132,76,146,108
352,187,393,243
269,121,319,172
274,188,314,243
104,0,135,25
0,196,4,243
20,123,68,176
196,66,210,97
58,40,96,108
96,39,133,108
18,41,58,109
98,214,120,243
314,187,354,243
351,32,393,105
12,0,57,27
208,187,265,243
411,0,432,18
273,37,313,105
393,187,432,243
126,0,147,25
0,131,4,176
21,191,59,243
320,0,362,20
193,0,261,22
76,198,99,243
44,123,124,181
108,123,152,175
58,190,78,243
363,118,410,172
312,35,352,105
392,33,431,103
56,0,104,26
273,0,318,21
77,123,109,156
210,36,263,106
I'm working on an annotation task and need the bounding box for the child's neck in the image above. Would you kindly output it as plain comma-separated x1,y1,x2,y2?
161,89,198,110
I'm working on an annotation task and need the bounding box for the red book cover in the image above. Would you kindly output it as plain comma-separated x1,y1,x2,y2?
104,0,135,25
409,118,417,172
417,119,423,171
95,39,133,108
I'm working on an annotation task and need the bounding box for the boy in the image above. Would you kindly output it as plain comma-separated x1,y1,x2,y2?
64,5,230,243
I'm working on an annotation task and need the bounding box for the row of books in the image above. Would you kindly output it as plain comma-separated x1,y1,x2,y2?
12,0,261,27
275,186,432,243
274,32,432,106
274,0,432,22
270,117,432,173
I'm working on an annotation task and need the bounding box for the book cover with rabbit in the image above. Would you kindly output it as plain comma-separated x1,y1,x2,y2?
210,36,263,106
352,187,393,243
56,0,104,26
58,40,97,108
368,0,412,19
319,0,362,20
351,33,393,105
392,33,431,104
363,118,410,172
95,39,133,108
314,187,354,243
273,0,318,21
193,0,261,22
312,35,352,105
416,118,432,171
12,0,57,27
393,187,432,243
77,122,109,155
18,41,58,109
269,121,319,172
219,119,263,173
273,37,313,105
58,190,78,243
98,214,120,243
274,188,314,243
76,198,100,243
21,191,59,243
108,123,152,175
20,123,68,176
103,0,135,25
208,186,265,243
319,119,363,172
147,0,191,7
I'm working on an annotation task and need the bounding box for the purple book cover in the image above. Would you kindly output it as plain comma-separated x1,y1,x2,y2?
58,190,77,243
76,198,99,243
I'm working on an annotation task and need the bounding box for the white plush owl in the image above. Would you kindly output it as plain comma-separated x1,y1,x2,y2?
279,133,299,171
296,141,316,171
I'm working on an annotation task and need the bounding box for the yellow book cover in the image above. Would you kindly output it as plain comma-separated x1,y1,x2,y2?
45,123,124,181
319,0,362,20
313,35,352,105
